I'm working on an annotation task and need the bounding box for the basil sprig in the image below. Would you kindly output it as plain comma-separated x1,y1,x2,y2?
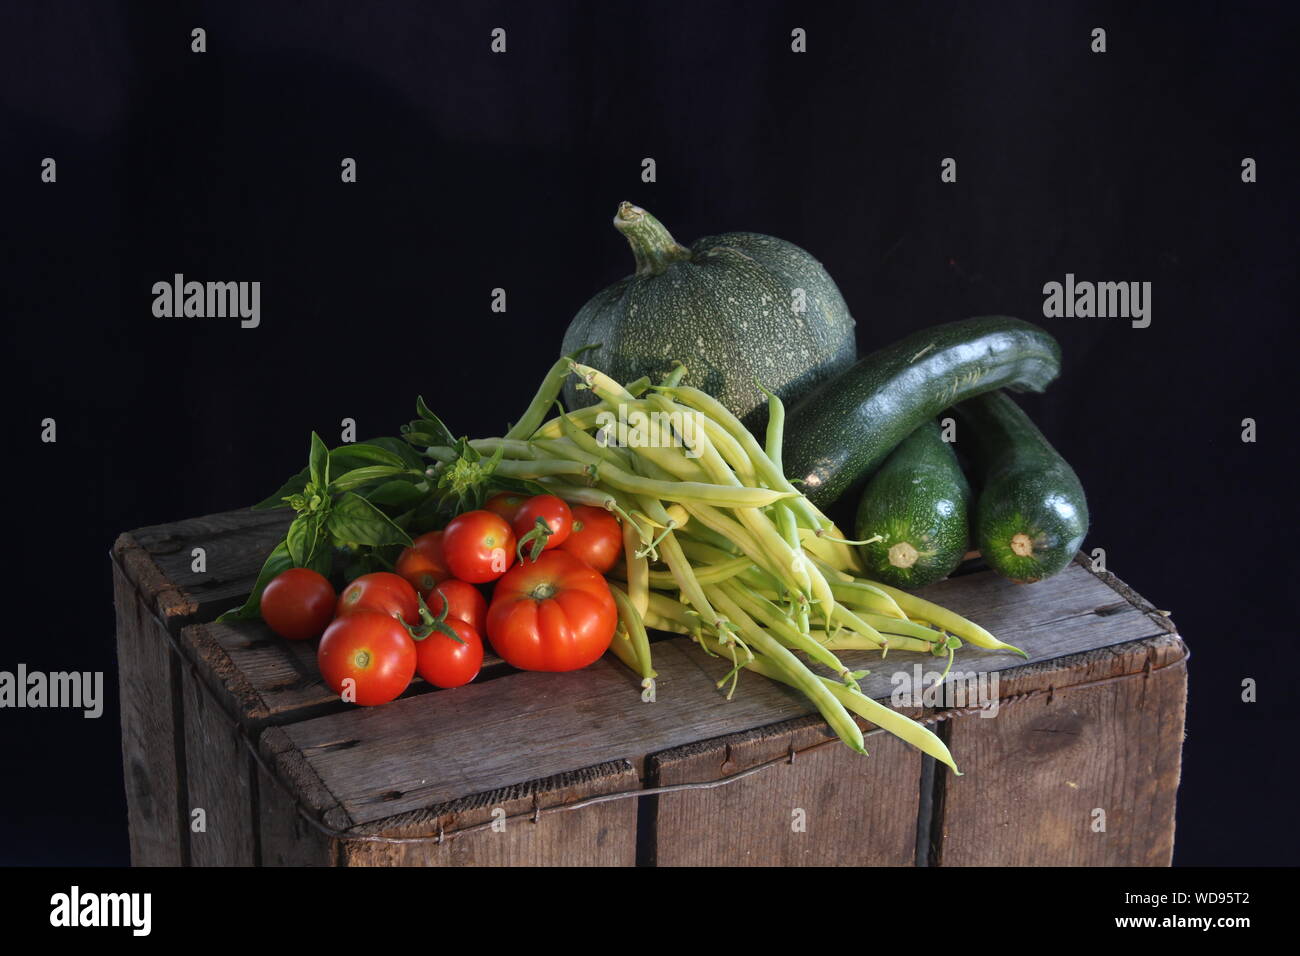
220,394,551,624
217,432,425,622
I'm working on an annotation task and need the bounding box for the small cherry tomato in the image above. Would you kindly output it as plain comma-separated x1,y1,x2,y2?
337,572,419,624
512,494,573,557
260,568,336,641
443,510,517,583
484,492,529,525
428,579,488,637
559,505,623,574
317,611,417,705
414,618,484,689
487,550,617,672
395,531,451,596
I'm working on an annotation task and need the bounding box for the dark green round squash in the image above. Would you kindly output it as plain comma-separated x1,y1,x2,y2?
560,203,856,429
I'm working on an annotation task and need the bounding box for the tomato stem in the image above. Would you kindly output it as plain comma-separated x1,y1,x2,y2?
405,591,466,645
515,516,554,563
529,583,557,601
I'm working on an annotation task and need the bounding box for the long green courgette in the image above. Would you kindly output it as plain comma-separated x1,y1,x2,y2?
783,316,1062,509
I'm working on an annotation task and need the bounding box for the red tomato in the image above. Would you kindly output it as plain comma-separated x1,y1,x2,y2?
512,494,573,556
443,510,517,583
260,568,336,641
337,572,419,624
414,618,483,689
559,505,622,574
486,551,617,672
428,579,488,637
484,492,529,525
317,611,416,705
395,531,450,596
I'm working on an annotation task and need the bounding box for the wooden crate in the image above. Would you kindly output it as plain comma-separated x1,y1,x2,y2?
112,509,1187,866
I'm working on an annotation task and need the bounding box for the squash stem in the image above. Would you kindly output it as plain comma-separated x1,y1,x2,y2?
614,202,692,276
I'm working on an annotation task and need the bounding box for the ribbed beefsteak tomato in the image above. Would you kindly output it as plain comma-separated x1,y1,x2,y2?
486,551,616,672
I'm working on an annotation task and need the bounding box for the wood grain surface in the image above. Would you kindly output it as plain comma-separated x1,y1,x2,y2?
114,508,1188,866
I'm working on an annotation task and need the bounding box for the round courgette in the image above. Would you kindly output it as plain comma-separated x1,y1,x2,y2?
854,420,970,589
952,390,1089,583
783,316,1062,509
560,203,856,431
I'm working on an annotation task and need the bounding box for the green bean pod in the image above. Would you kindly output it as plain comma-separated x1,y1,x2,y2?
677,535,743,564
814,679,960,773
609,583,656,681
644,391,757,485
808,560,909,620
490,459,589,480
644,611,692,635
694,594,866,755
759,381,786,473
607,626,642,671
621,517,650,619
551,401,638,474
504,348,598,441
522,437,792,510
643,556,753,588
467,437,538,459
656,386,842,524
632,496,722,626
535,479,629,515
569,364,717,482
859,615,948,643
715,580,866,682
646,591,697,630
809,630,935,654
530,375,653,441
826,601,891,649
870,581,1025,657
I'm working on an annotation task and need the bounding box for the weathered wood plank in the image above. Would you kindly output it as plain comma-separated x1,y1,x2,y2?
116,506,1188,868
112,510,287,866
905,560,1172,670
252,724,352,867
112,550,187,866
650,716,923,866
125,509,292,626
342,761,640,866
268,560,1177,831
935,631,1187,866
256,725,341,866
180,667,257,866
279,639,823,826
256,759,339,866
185,618,336,724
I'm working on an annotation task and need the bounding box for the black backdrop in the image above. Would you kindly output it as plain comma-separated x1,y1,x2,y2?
2,0,1296,865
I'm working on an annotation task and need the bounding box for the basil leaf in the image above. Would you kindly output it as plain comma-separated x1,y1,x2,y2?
414,397,456,446
303,539,333,577
329,442,406,472
364,436,426,469
329,465,406,493
458,436,483,463
327,492,414,547
308,432,330,488
402,429,440,447
285,513,315,566
365,479,428,511
215,541,293,622
251,467,309,511
289,510,336,570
